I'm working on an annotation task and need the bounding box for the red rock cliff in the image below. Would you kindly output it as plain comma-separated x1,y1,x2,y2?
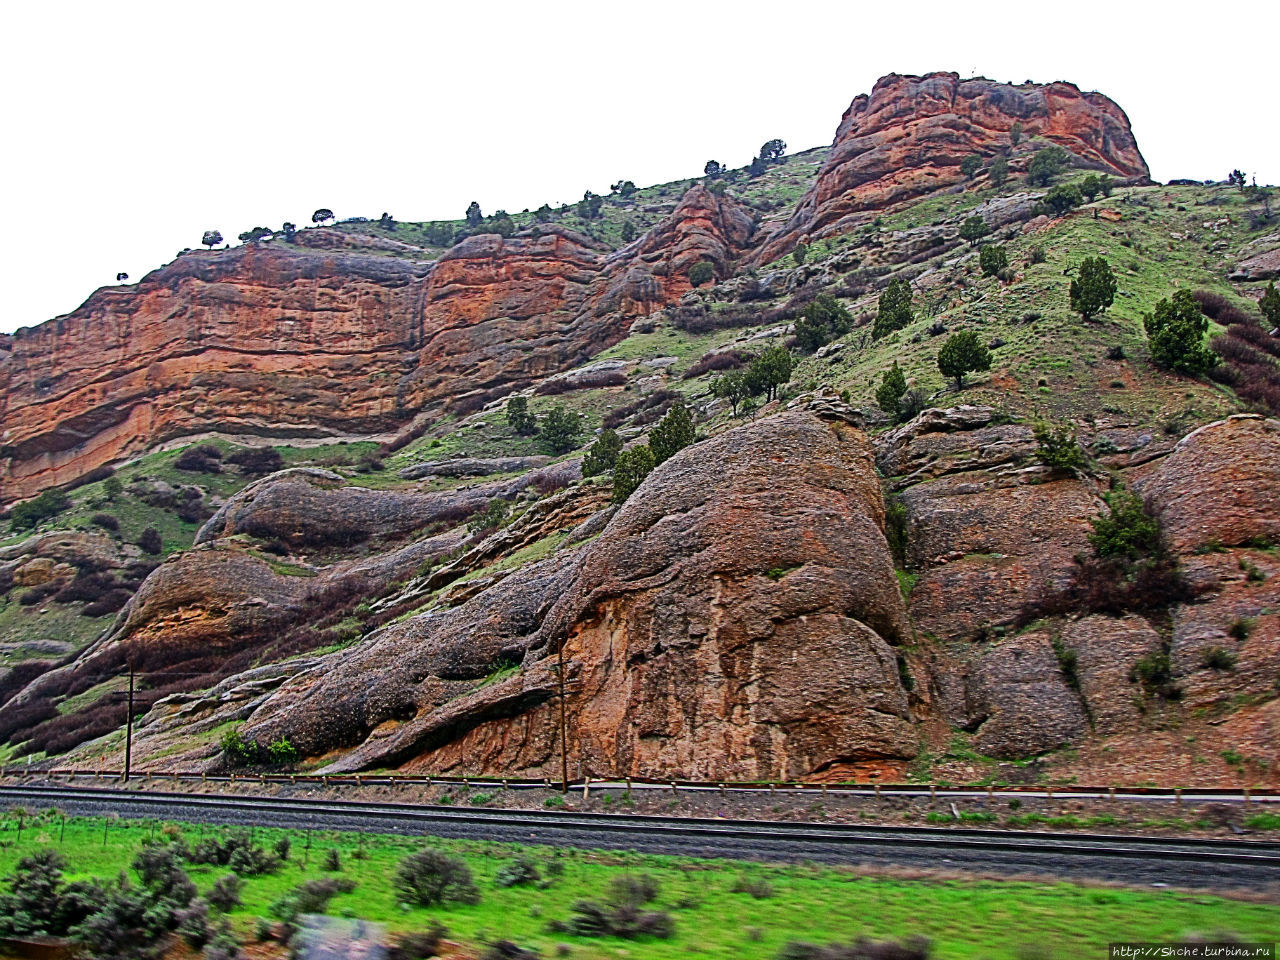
755,72,1150,262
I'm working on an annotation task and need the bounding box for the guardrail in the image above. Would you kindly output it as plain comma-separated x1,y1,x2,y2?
2,768,1276,803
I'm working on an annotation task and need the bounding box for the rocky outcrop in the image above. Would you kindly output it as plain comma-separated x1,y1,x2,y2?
756,72,1150,262
1132,415,1280,553
226,411,916,780
592,185,756,318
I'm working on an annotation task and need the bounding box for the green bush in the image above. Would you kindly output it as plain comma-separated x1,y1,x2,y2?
875,363,908,420
539,406,583,454
494,856,542,888
1088,491,1163,561
872,278,913,339
1201,646,1236,671
958,215,990,245
505,396,537,436
649,398,695,465
1069,256,1116,320
582,429,623,477
265,736,299,767
793,294,852,353
936,330,991,389
612,445,656,505
1144,289,1216,376
10,489,72,531
1026,145,1070,186
978,244,1008,278
688,261,715,287
395,849,480,906
219,727,259,767
1032,422,1086,472
468,498,512,534
1040,183,1083,215
960,154,982,179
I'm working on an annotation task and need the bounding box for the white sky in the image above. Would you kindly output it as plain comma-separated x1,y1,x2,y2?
2,0,1276,334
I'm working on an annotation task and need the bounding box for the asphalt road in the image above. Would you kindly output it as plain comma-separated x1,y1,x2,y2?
3,784,1279,890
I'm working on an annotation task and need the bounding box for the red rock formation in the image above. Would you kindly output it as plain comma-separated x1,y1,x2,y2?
755,72,1150,262
591,184,756,318
0,245,431,502
1,199,740,502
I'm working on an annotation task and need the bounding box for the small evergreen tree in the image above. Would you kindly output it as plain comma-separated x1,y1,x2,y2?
582,429,623,477
311,208,334,225
539,406,583,454
988,156,1009,188
687,261,715,287
960,155,983,179
875,363,908,420
620,220,637,243
534,204,554,223
793,294,852,353
936,330,991,389
1009,122,1023,146
201,230,223,249
958,216,991,245
487,211,515,237
649,398,695,464
612,446,655,504
1143,289,1216,376
978,244,1008,278
792,243,808,266
465,201,483,226
1260,280,1280,327
759,139,786,163
703,160,722,179
1069,257,1117,320
1041,183,1083,215
746,346,793,401
1032,422,1086,472
505,396,538,435
1078,174,1103,201
711,370,751,416
1228,169,1248,191
872,278,913,339
1026,145,1070,186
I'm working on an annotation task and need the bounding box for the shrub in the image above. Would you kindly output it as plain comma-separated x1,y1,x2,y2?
388,924,448,960
559,900,674,940
270,877,356,924
539,406,583,454
872,278,913,339
960,154,982,178
266,736,299,766
219,726,260,767
958,216,990,245
688,261,715,287
683,349,747,380
10,489,72,530
649,398,695,465
1032,422,1086,472
1261,281,1280,327
581,429,623,477
174,447,222,474
323,848,342,872
777,936,932,960
978,244,1007,278
207,874,242,913
91,512,120,532
1040,183,1083,215
1145,289,1216,376
1201,646,1237,671
505,396,538,436
1069,257,1116,320
611,445,656,505
395,849,480,906
729,874,775,899
226,447,284,476
1026,145,1070,186
875,363,908,420
793,294,853,352
936,330,991,389
138,527,163,555
483,941,540,960
494,856,542,888
747,345,794,401
1089,491,1162,561
468,498,512,535
988,155,1008,188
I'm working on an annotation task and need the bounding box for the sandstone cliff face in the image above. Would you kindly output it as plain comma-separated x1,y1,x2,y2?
592,185,756,319
0,245,431,502
755,72,1150,262
212,411,917,781
1,190,748,503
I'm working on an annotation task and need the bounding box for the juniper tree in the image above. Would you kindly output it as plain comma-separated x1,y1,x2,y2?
872,278,913,339
1144,289,1216,376
936,330,991,389
1069,257,1117,320
875,362,908,420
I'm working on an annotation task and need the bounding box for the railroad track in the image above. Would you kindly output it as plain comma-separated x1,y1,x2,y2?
3,783,1279,889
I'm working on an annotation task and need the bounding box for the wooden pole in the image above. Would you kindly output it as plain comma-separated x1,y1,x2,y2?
123,666,135,784
557,637,569,794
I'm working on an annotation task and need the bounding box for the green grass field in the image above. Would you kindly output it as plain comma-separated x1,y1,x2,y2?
0,811,1275,959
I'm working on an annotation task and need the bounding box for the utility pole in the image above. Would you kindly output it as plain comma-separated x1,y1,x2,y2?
557,637,569,794
123,665,135,784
